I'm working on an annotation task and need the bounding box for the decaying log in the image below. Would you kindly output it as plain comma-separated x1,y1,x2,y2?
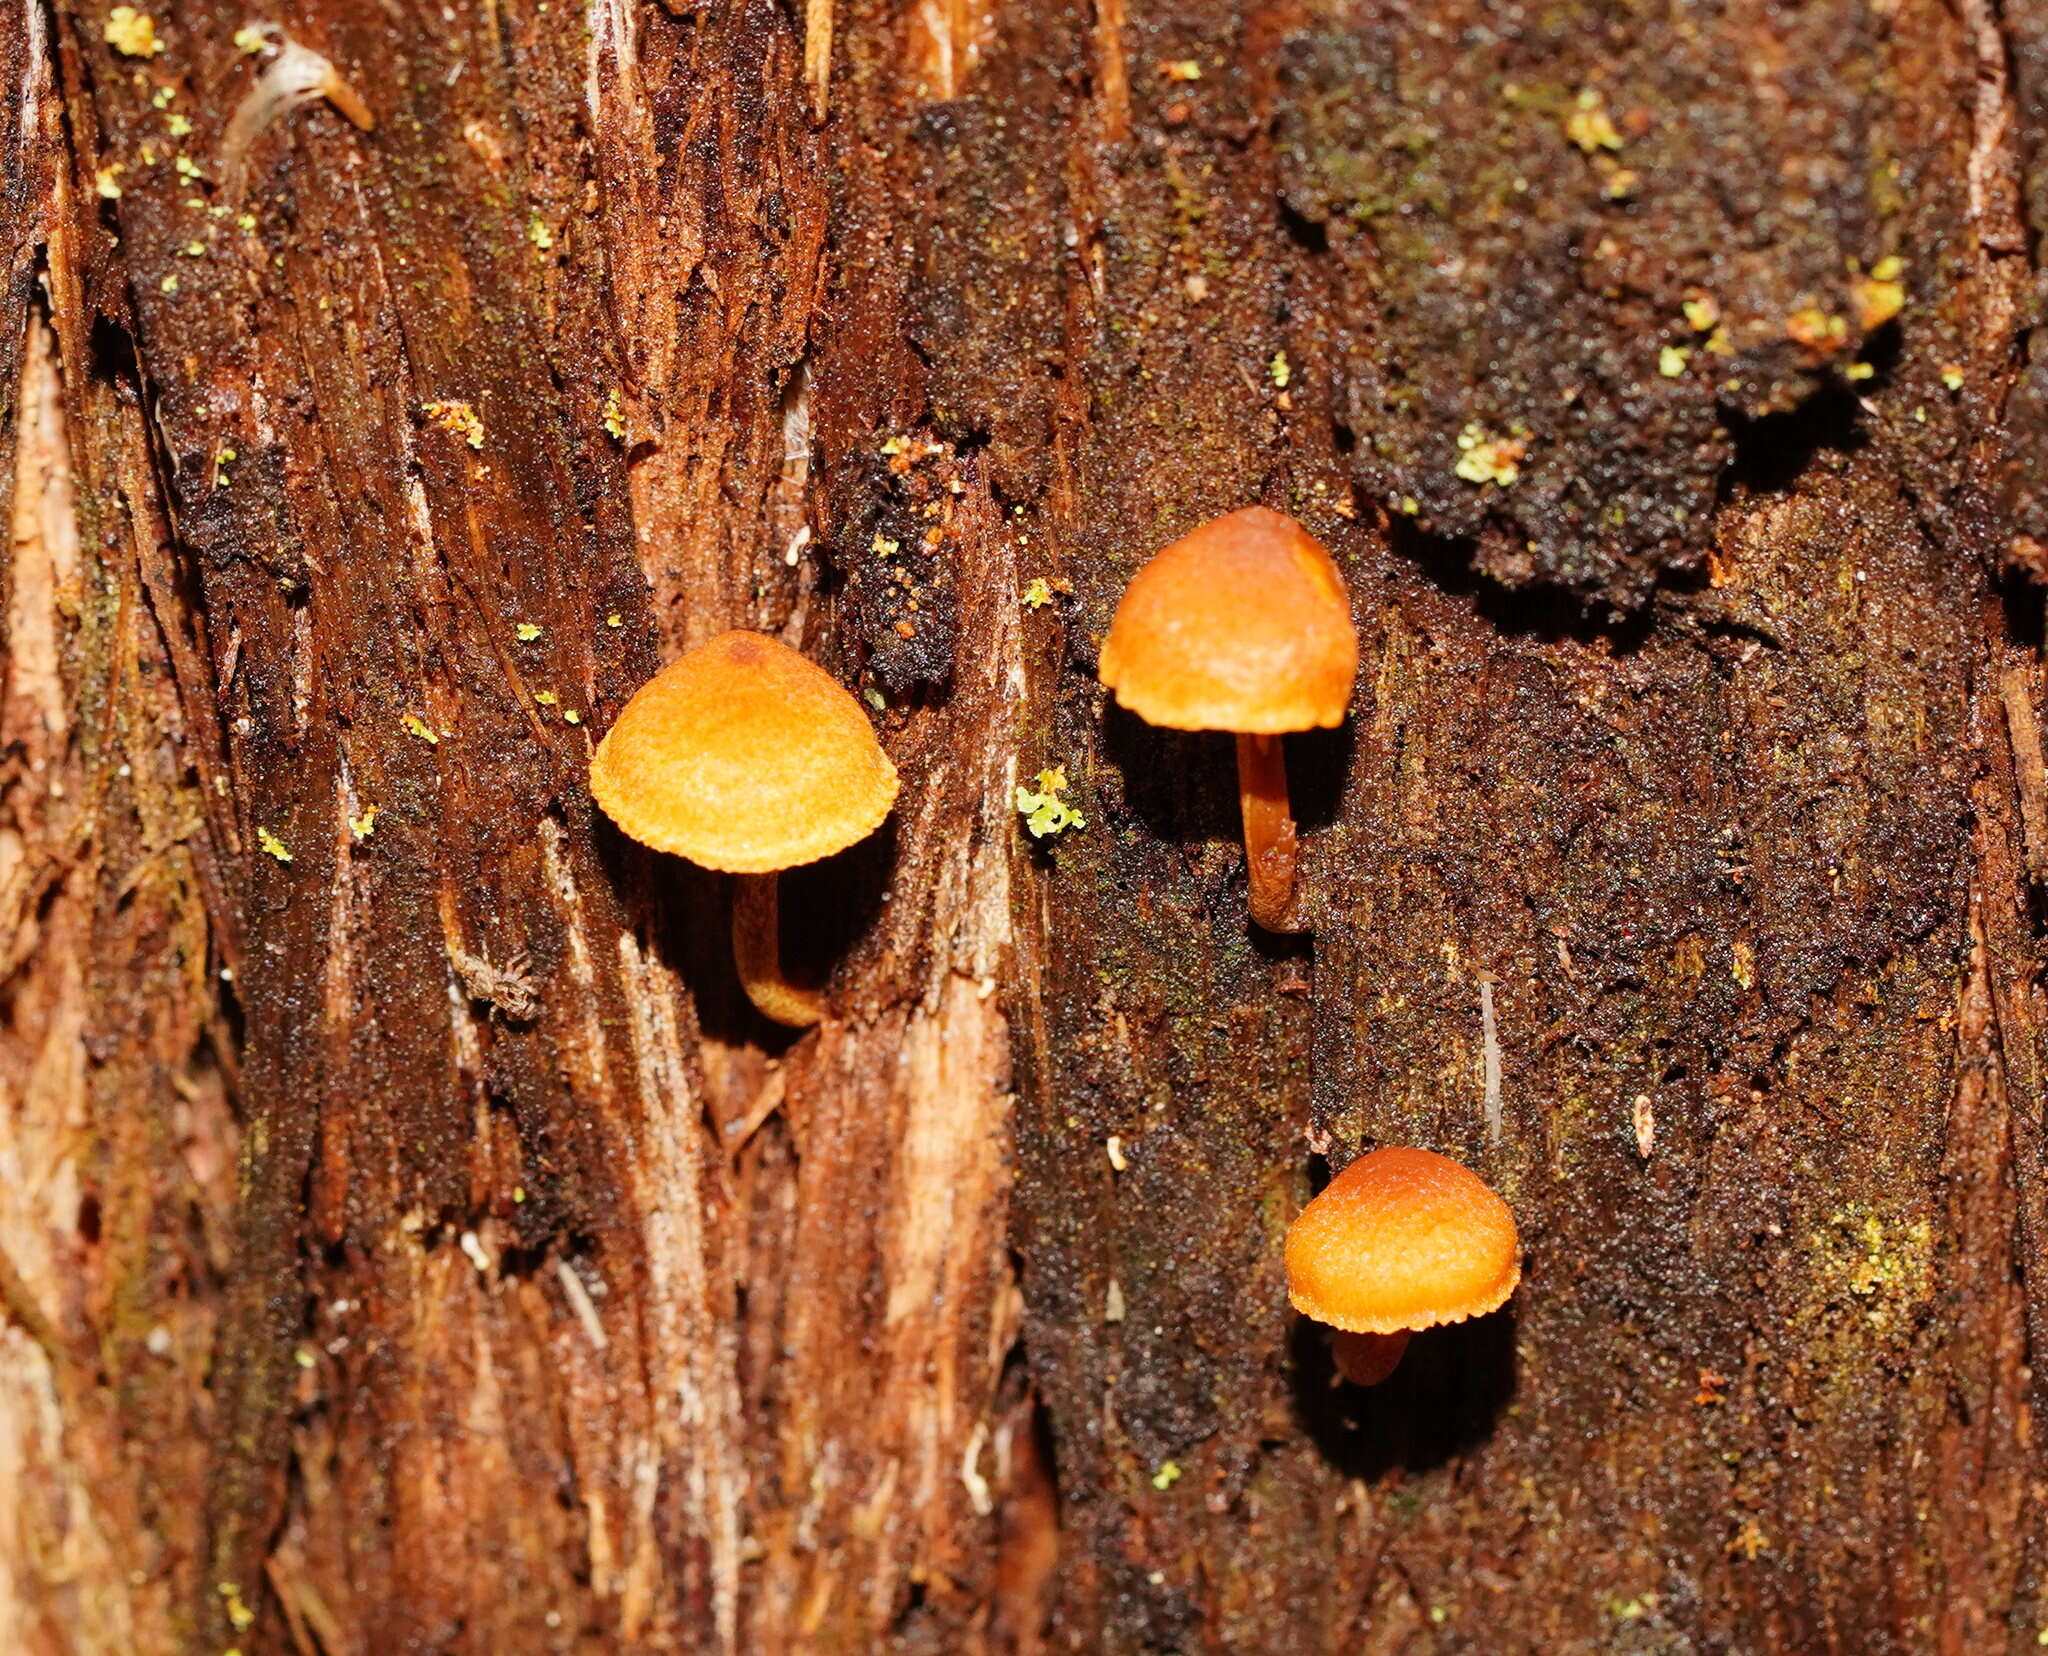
5,0,2048,1651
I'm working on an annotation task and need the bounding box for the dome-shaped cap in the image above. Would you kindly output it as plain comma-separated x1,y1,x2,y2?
1098,506,1358,734
590,630,899,873
1286,1147,1520,1335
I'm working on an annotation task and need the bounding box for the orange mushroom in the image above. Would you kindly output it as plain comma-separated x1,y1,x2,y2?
1098,506,1357,931
1285,1146,1519,1386
590,629,899,1028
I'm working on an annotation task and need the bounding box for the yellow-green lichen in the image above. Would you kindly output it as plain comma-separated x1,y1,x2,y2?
1454,422,1527,486
218,1580,256,1632
1807,1200,1935,1337
1017,766,1085,838
1851,260,1905,331
105,7,164,57
1563,89,1622,154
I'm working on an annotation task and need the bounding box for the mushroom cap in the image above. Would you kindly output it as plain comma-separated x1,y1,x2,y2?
1098,506,1358,733
590,629,899,873
1286,1147,1520,1336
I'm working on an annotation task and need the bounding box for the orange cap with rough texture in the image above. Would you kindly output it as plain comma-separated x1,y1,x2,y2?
590,630,899,874
1286,1147,1520,1335
1098,506,1358,733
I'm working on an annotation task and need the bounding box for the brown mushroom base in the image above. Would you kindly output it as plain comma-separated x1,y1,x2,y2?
1331,1328,1412,1387
731,873,824,1028
1235,732,1303,932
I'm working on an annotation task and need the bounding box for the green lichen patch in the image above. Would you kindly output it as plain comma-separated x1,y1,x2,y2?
1272,9,1910,604
1804,1199,1935,1340
1017,766,1086,838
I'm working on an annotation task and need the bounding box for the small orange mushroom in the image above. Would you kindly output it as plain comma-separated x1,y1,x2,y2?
1098,506,1357,931
590,629,899,1028
1285,1146,1520,1386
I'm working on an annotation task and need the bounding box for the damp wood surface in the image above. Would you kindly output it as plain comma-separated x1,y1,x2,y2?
2,0,2047,1652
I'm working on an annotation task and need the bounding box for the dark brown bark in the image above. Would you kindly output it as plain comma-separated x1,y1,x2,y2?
4,0,2048,1651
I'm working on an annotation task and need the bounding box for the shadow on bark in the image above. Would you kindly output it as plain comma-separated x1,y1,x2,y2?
1100,706,1353,842
1287,1307,1519,1481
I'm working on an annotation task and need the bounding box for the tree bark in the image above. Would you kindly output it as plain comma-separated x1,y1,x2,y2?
4,0,2048,1651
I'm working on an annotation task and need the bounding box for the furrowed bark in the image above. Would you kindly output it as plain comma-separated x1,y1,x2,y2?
3,0,2047,1652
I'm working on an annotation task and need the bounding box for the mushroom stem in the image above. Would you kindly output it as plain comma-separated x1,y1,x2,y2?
1332,1328,1411,1387
1235,732,1301,932
731,874,823,1029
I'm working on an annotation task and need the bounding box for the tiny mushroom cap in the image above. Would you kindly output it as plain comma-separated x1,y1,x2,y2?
1098,506,1358,733
1286,1147,1520,1336
590,629,899,873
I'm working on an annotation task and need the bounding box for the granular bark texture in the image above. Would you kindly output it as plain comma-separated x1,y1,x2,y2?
3,0,2047,1652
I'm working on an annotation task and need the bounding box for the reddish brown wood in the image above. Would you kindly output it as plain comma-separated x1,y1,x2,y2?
4,0,2048,1651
